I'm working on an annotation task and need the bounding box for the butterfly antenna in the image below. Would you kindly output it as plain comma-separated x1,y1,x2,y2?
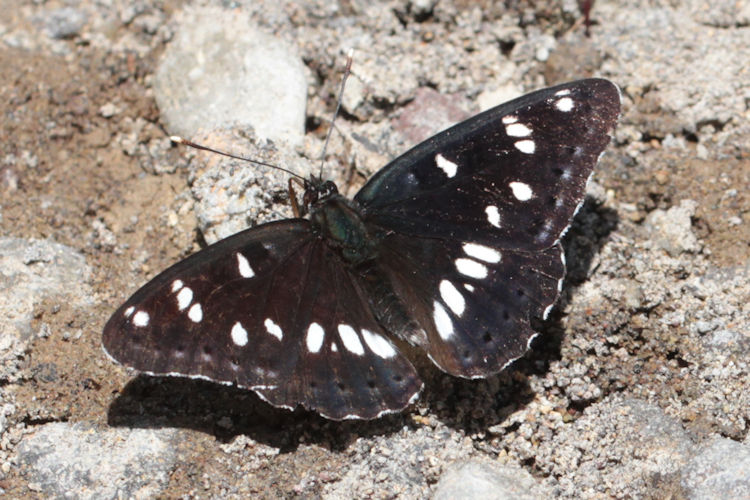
170,136,307,182
318,48,354,180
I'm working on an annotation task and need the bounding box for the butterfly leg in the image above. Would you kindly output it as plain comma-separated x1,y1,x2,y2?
289,178,303,218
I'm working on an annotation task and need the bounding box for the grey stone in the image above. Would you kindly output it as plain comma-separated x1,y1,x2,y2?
0,238,91,370
434,459,553,500
681,437,750,500
186,129,310,244
542,397,696,498
36,7,87,39
644,200,701,256
17,422,178,500
323,426,475,499
153,6,307,146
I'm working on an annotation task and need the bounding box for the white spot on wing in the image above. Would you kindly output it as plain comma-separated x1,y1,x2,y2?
555,88,571,96
543,304,554,320
514,139,535,154
231,322,249,346
338,324,365,356
236,253,255,278
306,322,324,353
133,310,149,327
464,284,475,292
362,329,396,358
433,301,454,340
485,205,501,228
505,122,532,137
123,306,135,318
462,243,501,263
439,280,465,316
502,115,518,124
435,154,458,178
177,287,193,311
509,181,533,201
264,318,283,340
331,342,338,352
171,280,183,292
555,96,574,112
188,303,203,323
455,258,488,279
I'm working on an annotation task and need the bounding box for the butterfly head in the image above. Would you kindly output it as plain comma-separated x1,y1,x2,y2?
303,179,339,208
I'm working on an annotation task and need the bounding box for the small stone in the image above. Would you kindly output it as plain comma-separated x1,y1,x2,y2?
434,460,552,500
681,437,750,499
644,200,701,256
153,7,307,146
99,103,120,118
37,7,87,39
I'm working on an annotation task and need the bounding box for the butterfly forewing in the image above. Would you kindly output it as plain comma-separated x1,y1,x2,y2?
103,220,421,420
103,221,313,380
356,79,620,251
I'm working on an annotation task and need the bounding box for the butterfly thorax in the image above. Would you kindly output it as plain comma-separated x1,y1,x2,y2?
306,180,380,265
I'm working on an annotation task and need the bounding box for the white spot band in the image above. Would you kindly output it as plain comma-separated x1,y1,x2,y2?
455,258,488,279
231,322,249,346
188,303,203,323
514,139,535,154
133,310,150,327
237,253,255,278
462,243,501,263
509,181,533,201
505,122,532,137
177,287,193,311
555,97,574,112
264,318,283,341
362,329,396,359
439,280,465,316
433,301,454,340
485,205,501,228
338,324,365,356
435,154,458,178
306,322,325,353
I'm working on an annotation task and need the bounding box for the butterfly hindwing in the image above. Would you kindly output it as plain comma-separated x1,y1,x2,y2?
373,232,565,377
253,241,421,419
103,220,421,420
355,79,620,251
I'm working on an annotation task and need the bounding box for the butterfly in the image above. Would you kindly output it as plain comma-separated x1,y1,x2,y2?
103,78,621,420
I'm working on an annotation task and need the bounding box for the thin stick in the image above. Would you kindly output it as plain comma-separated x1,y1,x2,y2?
319,48,354,179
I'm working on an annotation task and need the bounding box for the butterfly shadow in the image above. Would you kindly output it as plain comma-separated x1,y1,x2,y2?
419,196,619,433
106,375,418,451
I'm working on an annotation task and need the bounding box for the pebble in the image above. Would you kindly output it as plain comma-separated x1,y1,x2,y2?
644,199,701,256
434,459,553,500
16,422,178,499
36,7,87,39
152,6,307,146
